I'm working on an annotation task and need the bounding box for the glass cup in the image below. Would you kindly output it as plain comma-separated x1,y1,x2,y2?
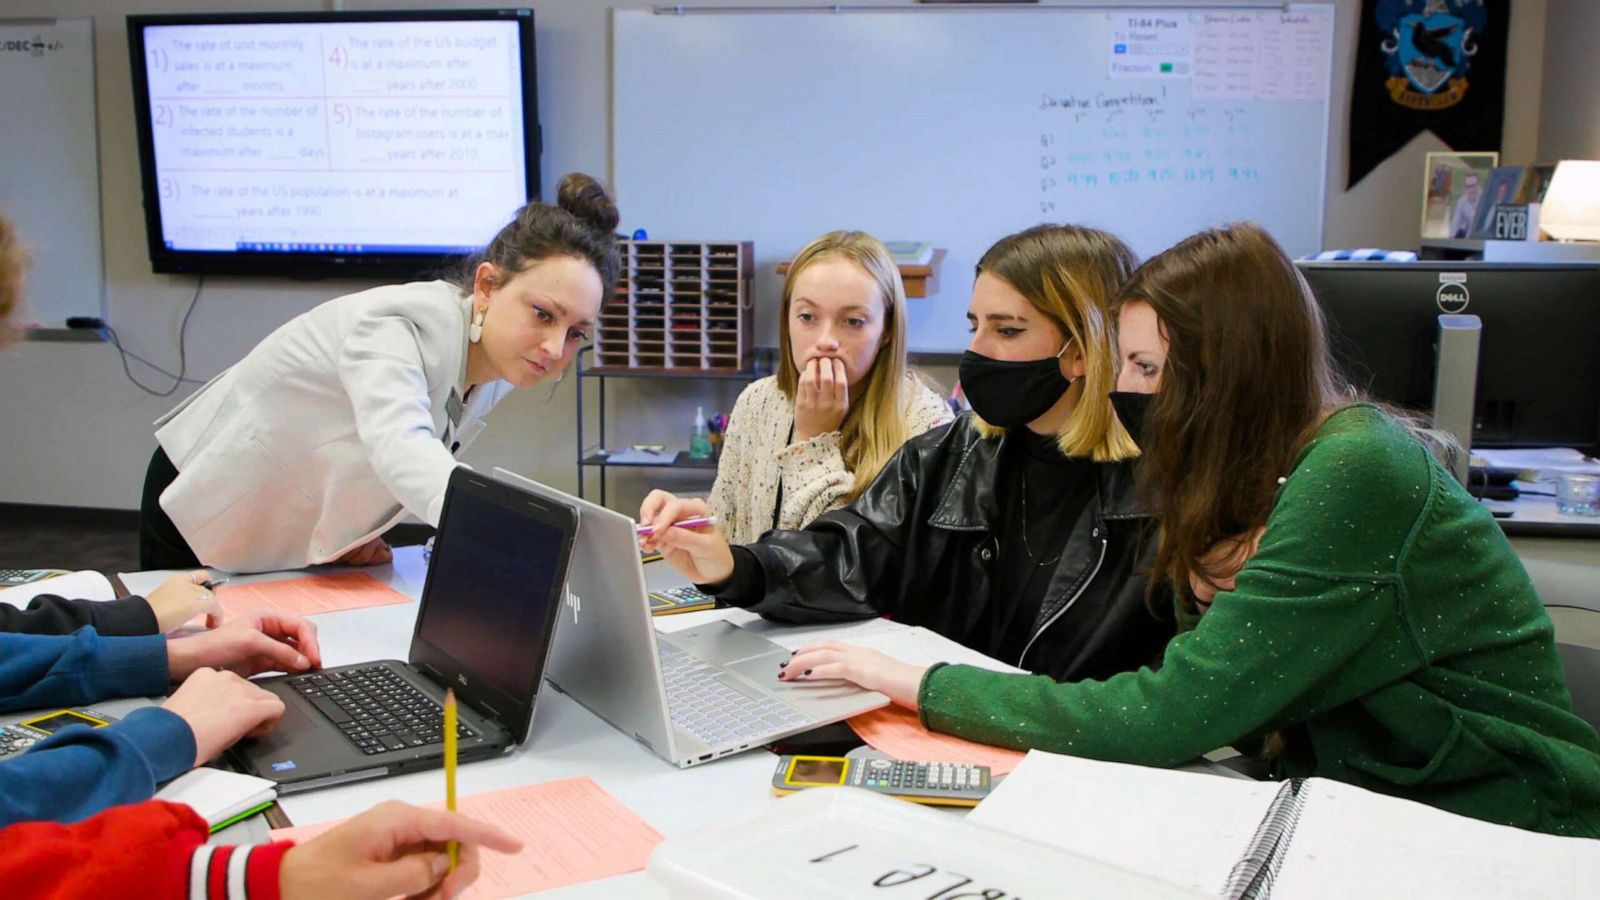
1555,473,1600,517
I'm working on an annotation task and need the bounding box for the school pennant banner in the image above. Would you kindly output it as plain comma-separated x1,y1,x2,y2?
1347,0,1510,188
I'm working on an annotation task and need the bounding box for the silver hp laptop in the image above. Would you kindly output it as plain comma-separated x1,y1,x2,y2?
493,468,888,768
232,469,577,792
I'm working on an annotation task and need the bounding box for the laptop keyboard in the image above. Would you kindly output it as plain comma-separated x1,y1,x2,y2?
657,642,809,748
287,666,475,756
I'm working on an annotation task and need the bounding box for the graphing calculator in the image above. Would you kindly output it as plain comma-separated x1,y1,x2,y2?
772,755,993,807
648,584,717,616
0,708,117,761
0,568,68,587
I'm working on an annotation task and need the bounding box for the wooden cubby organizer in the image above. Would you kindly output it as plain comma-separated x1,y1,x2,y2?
594,240,755,373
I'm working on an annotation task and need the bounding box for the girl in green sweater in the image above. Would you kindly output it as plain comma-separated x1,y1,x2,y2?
779,222,1600,838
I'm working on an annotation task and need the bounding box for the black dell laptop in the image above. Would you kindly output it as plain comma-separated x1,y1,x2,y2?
231,468,577,793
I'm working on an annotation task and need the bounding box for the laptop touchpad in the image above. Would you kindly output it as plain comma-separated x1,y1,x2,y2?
666,620,788,666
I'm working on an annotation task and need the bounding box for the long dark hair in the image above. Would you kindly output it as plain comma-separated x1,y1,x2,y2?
1115,223,1347,606
450,172,621,297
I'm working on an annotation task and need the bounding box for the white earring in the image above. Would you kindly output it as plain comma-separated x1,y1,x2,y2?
468,309,485,343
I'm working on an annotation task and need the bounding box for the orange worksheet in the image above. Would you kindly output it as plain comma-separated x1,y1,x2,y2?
212,571,411,619
848,705,1026,776
270,777,665,898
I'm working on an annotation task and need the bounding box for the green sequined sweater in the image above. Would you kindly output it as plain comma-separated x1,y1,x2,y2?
918,405,1600,837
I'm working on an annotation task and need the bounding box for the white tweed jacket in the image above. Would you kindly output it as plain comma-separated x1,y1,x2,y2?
708,373,953,546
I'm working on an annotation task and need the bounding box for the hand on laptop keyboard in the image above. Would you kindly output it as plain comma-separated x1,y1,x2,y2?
161,667,287,766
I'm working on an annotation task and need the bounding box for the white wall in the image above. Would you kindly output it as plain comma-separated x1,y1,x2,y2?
0,0,1554,516
1539,0,1600,161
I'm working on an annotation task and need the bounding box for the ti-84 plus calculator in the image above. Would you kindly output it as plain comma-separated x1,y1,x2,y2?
648,584,717,616
0,708,117,760
0,568,68,587
772,755,992,807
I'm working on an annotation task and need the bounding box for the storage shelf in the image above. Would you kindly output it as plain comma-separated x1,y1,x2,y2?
574,344,760,506
580,366,756,380
594,239,755,373
580,452,720,470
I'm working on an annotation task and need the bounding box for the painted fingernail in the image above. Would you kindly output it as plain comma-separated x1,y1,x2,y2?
803,669,812,676
778,660,787,668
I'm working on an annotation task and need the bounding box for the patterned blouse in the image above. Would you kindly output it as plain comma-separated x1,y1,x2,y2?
708,373,953,546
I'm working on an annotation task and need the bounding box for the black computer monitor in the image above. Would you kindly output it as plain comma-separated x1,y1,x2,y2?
1296,262,1600,454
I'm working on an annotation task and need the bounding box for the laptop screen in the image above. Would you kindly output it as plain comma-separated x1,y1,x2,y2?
411,470,575,738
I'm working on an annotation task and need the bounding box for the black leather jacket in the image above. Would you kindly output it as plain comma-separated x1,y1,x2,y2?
715,414,1175,681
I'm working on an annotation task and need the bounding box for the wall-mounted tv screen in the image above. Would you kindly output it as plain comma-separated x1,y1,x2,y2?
127,9,539,278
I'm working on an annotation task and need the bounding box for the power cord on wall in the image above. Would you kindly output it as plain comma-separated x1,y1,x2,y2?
103,275,209,397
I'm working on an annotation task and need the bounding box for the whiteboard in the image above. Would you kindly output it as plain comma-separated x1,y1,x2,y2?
614,6,1334,353
0,18,103,328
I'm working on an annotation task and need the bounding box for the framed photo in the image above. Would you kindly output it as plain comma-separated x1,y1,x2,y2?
1421,151,1500,239
1468,165,1526,239
1517,162,1559,204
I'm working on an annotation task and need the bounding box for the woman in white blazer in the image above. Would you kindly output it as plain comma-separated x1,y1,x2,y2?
139,174,620,574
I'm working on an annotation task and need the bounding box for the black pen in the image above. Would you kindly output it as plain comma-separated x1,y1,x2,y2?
200,577,230,591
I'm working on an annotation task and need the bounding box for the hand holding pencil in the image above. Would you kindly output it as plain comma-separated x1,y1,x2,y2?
637,490,736,585
275,798,521,900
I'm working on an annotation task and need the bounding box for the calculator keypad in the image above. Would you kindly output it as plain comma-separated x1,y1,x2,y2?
0,725,42,759
858,758,988,796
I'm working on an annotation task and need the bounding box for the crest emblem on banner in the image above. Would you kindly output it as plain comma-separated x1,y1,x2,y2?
1377,0,1487,110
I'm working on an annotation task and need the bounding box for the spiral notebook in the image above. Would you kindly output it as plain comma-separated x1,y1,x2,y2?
970,751,1600,899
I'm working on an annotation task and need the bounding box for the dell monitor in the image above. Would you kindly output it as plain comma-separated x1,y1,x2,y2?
127,9,540,278
1296,262,1600,456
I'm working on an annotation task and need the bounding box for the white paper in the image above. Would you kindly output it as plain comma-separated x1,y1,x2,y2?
1192,12,1259,100
1473,447,1600,477
973,751,1600,900
1194,9,1334,102
1254,11,1333,102
650,786,1207,900
1273,779,1600,899
156,767,277,826
969,750,1280,896
717,612,1025,674
1108,12,1194,80
0,570,116,609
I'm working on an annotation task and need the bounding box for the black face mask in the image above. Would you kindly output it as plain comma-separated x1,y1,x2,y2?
959,345,1072,428
1109,391,1154,448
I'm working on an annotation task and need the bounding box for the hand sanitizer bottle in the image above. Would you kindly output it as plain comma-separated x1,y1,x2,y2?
689,405,713,460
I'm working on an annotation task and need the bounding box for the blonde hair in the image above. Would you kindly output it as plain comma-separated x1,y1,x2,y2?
0,212,27,347
776,230,912,498
970,224,1140,462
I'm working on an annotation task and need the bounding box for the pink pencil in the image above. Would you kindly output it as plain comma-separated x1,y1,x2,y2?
635,515,717,537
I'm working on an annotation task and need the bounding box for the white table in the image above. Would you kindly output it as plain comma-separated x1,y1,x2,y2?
124,547,780,898
126,547,1249,896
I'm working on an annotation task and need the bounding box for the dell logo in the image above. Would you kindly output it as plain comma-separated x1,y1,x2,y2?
565,589,582,623
1436,282,1470,314
1436,273,1470,314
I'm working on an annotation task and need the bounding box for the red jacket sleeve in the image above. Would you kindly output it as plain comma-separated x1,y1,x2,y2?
0,799,295,900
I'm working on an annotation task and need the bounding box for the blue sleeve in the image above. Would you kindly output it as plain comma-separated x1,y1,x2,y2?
0,706,196,826
0,629,171,713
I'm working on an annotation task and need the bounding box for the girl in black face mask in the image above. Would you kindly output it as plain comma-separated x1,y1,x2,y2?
641,224,1175,685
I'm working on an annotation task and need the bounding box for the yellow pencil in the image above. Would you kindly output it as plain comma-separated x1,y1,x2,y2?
444,688,458,872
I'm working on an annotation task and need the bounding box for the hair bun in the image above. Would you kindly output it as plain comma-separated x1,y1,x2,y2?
555,173,620,234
